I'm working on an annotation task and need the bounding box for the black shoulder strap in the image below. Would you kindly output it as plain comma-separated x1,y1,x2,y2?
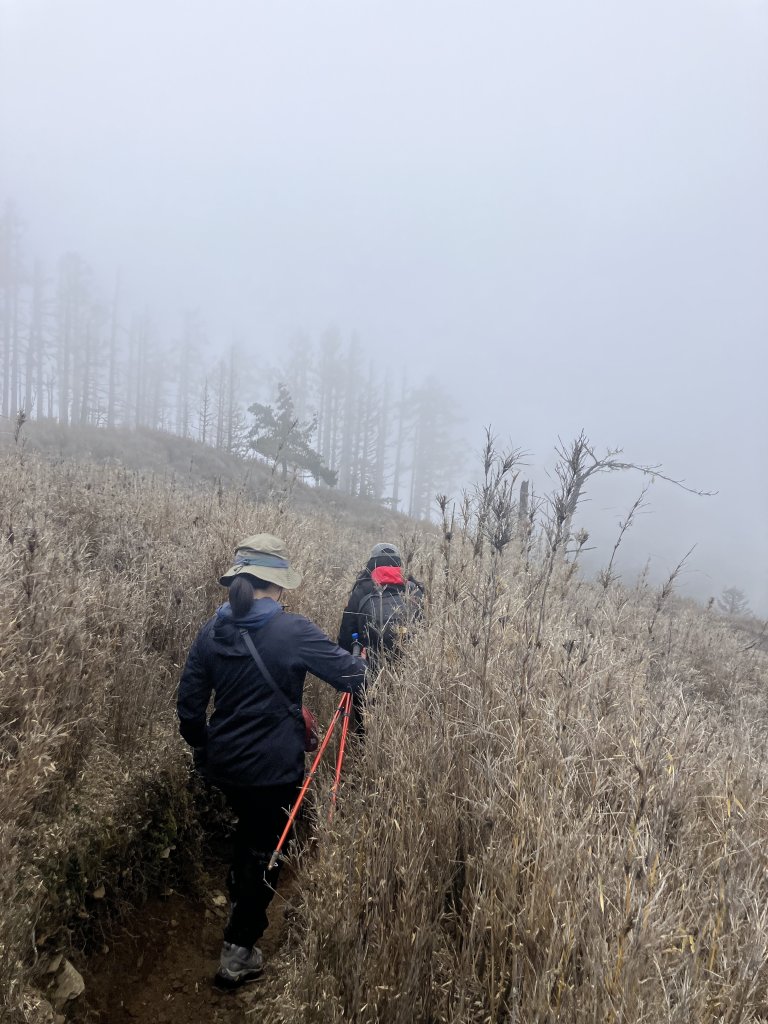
239,628,301,720
357,587,382,618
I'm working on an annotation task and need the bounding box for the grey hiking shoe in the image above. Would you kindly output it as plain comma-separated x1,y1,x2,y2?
215,941,264,989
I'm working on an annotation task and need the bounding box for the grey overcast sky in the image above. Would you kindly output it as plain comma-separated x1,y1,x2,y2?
1,0,766,610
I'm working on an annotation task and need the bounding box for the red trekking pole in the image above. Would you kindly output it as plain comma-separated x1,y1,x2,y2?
268,691,350,871
328,691,352,821
329,633,362,820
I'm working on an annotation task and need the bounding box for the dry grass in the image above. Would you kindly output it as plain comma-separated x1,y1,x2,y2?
0,444,388,1021
2,438,767,1023
257,452,768,1023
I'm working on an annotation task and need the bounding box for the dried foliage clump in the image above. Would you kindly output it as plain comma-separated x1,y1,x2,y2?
2,435,767,1024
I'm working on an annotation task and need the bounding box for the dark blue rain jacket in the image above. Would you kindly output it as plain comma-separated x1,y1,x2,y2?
177,598,366,787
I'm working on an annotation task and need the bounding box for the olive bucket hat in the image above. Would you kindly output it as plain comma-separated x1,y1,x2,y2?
219,534,303,590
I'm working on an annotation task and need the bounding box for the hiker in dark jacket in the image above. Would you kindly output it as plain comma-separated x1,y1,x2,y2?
338,542,423,730
178,534,366,988
338,542,423,654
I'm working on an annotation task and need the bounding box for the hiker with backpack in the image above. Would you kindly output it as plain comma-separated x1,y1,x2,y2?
337,542,424,730
177,534,366,988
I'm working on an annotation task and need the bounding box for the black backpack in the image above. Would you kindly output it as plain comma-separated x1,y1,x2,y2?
358,581,423,657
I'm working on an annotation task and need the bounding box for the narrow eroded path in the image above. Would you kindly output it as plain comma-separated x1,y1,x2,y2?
70,861,294,1024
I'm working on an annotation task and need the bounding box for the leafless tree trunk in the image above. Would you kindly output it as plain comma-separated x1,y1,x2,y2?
25,259,44,418
77,315,94,425
106,273,120,429
317,328,344,481
56,253,85,426
0,208,11,419
198,377,213,445
372,376,389,501
391,372,408,511
35,263,47,420
8,231,22,421
337,337,361,494
226,344,237,452
126,312,150,427
176,311,202,437
286,332,313,423
0,204,23,420
212,359,224,448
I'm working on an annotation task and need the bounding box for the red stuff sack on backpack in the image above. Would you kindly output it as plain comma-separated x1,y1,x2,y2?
302,706,319,752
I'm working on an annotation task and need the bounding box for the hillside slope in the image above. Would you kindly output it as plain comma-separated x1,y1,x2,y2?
0,416,414,532
2,433,767,1024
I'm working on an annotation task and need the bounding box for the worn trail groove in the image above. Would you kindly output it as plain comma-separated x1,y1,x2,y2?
70,863,294,1024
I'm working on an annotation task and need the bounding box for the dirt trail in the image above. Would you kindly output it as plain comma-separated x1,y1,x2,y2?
70,861,294,1024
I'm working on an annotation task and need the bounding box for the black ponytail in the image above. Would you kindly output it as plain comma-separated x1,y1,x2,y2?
229,574,272,619
229,576,255,619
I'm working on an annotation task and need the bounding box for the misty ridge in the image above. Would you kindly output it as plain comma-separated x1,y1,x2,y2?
0,0,765,614
0,196,762,624
1,0,766,624
0,200,464,518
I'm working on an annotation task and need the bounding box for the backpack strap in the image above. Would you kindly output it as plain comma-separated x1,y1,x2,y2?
356,590,378,618
239,628,302,721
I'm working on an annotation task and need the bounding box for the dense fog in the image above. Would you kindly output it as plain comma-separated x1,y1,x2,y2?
0,0,766,611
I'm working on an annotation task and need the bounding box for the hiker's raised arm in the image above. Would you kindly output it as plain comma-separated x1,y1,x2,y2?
297,616,367,692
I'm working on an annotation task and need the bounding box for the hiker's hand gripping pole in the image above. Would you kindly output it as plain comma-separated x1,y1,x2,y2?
267,691,350,871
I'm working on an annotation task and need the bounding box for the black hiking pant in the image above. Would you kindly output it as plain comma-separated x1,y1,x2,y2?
220,782,300,949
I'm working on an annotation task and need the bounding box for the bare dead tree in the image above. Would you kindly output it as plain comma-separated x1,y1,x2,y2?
106,272,120,429
529,434,712,654
554,430,714,556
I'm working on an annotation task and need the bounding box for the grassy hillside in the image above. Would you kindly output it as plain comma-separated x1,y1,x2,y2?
2,430,767,1023
0,416,412,531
